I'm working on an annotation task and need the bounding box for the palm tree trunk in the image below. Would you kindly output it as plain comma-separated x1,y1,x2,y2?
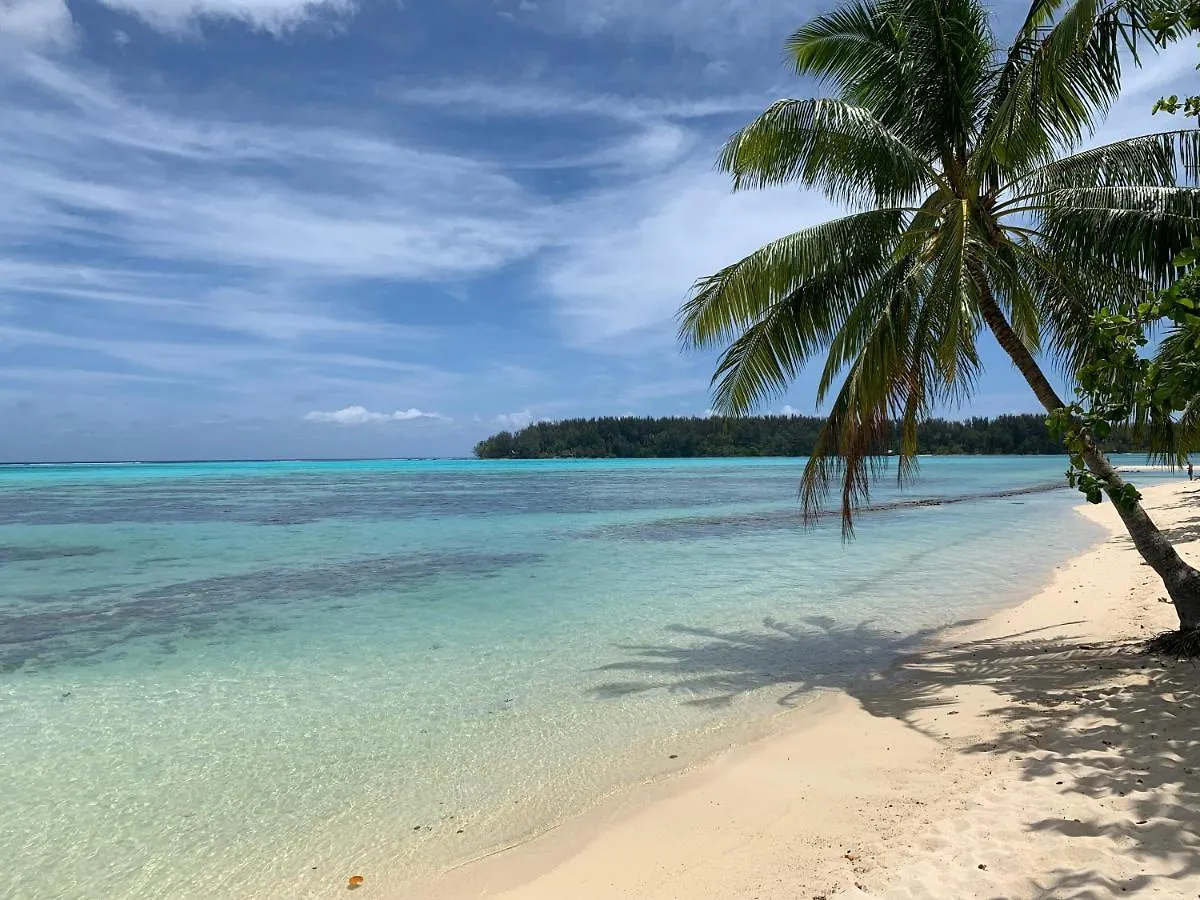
977,291,1200,632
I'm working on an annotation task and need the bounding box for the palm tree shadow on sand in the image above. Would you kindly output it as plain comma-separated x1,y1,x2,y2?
591,614,973,710
590,616,1199,897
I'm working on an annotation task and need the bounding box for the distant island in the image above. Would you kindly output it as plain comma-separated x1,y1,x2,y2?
474,414,1144,460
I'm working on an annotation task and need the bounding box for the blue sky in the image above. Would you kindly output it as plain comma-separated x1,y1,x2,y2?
0,0,1194,461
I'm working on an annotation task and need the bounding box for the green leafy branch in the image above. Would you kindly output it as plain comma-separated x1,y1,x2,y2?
1049,242,1200,510
1047,309,1150,510
1150,1,1200,119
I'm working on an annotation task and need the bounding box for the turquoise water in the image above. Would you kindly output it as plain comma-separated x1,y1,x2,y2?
0,456,1157,898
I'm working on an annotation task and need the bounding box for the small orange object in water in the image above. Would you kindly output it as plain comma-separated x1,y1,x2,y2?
348,875,365,889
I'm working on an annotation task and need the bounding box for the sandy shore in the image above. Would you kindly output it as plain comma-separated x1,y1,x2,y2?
418,481,1200,900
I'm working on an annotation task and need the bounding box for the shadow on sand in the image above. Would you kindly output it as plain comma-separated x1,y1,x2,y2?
591,614,1199,898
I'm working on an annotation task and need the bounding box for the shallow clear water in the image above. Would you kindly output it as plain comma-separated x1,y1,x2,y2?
0,456,1164,899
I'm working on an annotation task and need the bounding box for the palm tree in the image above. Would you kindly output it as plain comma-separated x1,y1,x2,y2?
678,0,1200,639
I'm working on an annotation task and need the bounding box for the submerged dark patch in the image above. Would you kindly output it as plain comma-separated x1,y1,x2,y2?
0,545,108,563
0,550,542,673
597,482,1068,541
0,470,798,527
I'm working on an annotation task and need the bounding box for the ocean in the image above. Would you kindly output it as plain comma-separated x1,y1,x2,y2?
0,456,1157,898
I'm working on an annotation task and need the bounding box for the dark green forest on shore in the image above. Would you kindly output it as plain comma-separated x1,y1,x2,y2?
474,414,1144,459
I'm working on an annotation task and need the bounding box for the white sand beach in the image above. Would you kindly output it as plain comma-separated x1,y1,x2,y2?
420,481,1200,899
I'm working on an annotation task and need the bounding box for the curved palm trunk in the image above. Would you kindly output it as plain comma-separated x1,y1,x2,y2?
978,292,1200,632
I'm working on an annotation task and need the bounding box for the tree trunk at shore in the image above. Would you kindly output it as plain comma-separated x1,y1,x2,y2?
977,291,1200,634
1078,446,1200,631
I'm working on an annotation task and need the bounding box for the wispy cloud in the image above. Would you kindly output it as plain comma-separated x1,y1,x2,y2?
5,0,1195,462
390,81,774,174
0,319,461,428
0,53,548,281
0,0,73,48
106,0,355,33
541,160,838,347
500,0,800,54
394,81,771,124
0,260,434,342
305,406,451,425
533,40,1194,353
0,43,536,424
1,0,356,49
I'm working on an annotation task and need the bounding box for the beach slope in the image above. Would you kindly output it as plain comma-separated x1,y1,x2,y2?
425,481,1200,899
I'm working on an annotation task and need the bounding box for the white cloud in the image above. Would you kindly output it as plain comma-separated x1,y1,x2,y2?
1106,40,1197,100
0,0,74,48
0,0,353,47
779,405,801,416
394,81,770,125
390,82,775,174
305,406,450,425
0,53,548,281
0,260,435,342
0,320,462,422
393,407,447,421
96,0,357,35
4,5,1193,444
541,159,839,347
0,49,530,427
534,40,1196,353
523,0,800,53
495,409,535,430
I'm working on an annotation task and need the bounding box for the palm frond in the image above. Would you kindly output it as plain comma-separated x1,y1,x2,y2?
801,287,918,536
1038,185,1200,284
707,281,841,416
975,0,1159,186
1007,130,1200,197
800,254,976,537
895,0,994,167
1004,231,1150,372
680,208,908,352
718,98,941,204
817,252,927,402
789,0,993,169
1140,322,1200,461
979,0,1073,142
787,1,905,99
678,0,1198,541
979,234,1043,351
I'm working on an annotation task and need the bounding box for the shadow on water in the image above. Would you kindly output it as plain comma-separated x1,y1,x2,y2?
591,617,1199,897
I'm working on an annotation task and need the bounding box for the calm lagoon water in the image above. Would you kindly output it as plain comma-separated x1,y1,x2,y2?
0,456,1162,898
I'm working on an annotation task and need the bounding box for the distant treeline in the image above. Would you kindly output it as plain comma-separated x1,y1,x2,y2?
473,414,1145,459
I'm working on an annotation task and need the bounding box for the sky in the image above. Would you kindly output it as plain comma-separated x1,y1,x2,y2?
0,0,1194,461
